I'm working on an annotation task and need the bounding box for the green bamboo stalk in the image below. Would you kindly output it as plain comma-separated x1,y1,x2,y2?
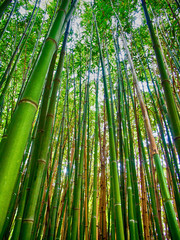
48,112,66,240
119,58,144,240
141,0,180,158
116,50,136,240
134,37,180,220
93,10,125,240
80,174,85,240
71,24,93,239
70,51,83,239
33,129,57,237
113,7,180,238
155,12,180,71
91,65,99,240
29,52,57,188
10,164,31,240
36,106,63,240
138,32,180,181
1,119,38,239
34,31,74,240
153,71,180,156
19,78,57,239
19,19,72,240
101,104,107,239
0,0,12,19
109,155,116,240
133,95,164,240
2,155,28,238
73,52,82,188
16,0,60,106
106,44,117,154
86,95,90,239
116,65,127,239
70,77,88,239
52,116,76,239
49,23,70,240
0,0,72,234
10,51,57,239
0,0,42,109
0,0,17,40
0,0,40,89
0,6,42,118
66,65,71,240
113,33,141,239
125,92,142,240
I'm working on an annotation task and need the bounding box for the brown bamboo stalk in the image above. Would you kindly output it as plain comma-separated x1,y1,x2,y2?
136,113,150,240
61,204,67,239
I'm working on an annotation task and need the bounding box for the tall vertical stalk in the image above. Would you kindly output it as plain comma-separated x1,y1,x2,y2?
141,0,180,157
111,4,180,237
93,10,125,240
0,0,73,233
91,65,99,240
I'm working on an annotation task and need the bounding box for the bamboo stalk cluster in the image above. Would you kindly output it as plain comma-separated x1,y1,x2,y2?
0,0,179,239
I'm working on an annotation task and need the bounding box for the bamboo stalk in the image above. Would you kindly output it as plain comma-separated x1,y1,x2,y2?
91,64,99,240
0,0,73,233
141,0,180,158
93,9,125,240
116,14,180,240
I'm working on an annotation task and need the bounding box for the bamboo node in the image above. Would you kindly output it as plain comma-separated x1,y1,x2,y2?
57,8,67,15
129,219,135,223
152,42,160,49
114,203,121,207
55,77,61,83
23,218,34,223
46,37,58,50
111,160,117,163
152,148,158,155
47,113,54,119
161,79,170,85
38,158,46,164
37,129,45,133
174,135,180,141
19,98,38,110
46,85,51,90
164,198,173,203
2,134,7,138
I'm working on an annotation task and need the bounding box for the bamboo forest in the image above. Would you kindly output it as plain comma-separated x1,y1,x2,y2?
0,0,180,239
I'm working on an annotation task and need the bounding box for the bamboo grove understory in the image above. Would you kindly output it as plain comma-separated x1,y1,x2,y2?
0,0,180,239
